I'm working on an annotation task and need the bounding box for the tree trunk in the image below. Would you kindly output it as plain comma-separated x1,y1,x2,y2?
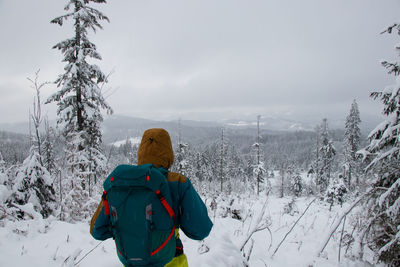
220,128,224,193
257,116,260,195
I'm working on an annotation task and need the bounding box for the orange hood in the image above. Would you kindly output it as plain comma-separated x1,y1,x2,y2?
137,128,174,169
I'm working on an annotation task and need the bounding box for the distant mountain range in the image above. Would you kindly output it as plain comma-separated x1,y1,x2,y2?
0,113,380,143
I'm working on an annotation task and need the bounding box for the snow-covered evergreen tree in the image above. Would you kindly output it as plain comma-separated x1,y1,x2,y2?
0,152,9,220
244,157,254,188
308,124,322,194
0,151,8,191
225,145,246,194
253,115,266,195
11,149,56,219
86,113,108,194
0,152,5,175
290,169,303,198
278,163,287,198
42,118,57,176
46,0,112,217
343,100,362,188
173,119,189,176
219,128,228,193
252,145,266,195
202,143,219,183
325,175,347,211
358,23,400,265
317,119,336,193
175,142,189,176
196,149,212,194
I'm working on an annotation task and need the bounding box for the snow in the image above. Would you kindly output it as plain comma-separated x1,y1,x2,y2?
289,123,305,130
0,184,10,203
110,137,141,147
227,121,265,127
227,121,251,127
0,195,382,267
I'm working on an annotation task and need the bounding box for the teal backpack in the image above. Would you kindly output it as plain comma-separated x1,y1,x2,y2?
102,164,176,267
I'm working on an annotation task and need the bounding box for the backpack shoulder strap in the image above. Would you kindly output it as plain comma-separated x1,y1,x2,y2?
150,189,176,257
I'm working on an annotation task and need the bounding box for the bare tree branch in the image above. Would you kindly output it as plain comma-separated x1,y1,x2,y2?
272,198,317,258
240,199,270,252
338,215,347,262
316,188,377,257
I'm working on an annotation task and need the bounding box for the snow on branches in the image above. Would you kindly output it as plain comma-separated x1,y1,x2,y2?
358,22,400,265
47,0,112,219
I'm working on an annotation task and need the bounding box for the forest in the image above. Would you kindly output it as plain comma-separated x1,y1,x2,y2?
0,0,399,266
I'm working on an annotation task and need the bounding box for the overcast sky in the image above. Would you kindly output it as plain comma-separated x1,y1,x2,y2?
0,0,399,127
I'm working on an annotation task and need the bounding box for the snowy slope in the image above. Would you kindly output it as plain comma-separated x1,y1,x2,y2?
0,195,381,267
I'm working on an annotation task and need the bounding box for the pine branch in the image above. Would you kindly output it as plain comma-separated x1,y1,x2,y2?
380,23,400,35
51,13,74,26
338,215,347,262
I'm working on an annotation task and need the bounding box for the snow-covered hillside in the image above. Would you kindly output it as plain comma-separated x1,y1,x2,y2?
0,195,379,267
110,137,141,147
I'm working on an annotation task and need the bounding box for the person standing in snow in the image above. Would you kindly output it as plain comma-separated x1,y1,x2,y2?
90,128,213,267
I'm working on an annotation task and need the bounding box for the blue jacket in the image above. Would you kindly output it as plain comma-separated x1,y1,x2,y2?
90,128,213,266
90,168,213,243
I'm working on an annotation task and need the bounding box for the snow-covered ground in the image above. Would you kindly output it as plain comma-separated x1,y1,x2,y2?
0,196,379,267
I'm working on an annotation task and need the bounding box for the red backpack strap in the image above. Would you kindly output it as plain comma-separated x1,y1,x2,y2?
102,191,110,216
155,190,175,218
150,190,176,256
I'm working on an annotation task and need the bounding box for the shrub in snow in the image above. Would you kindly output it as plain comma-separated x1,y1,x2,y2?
325,175,347,210
283,198,299,216
290,173,303,197
10,149,55,219
209,194,245,221
0,161,11,219
59,181,98,222
0,185,10,221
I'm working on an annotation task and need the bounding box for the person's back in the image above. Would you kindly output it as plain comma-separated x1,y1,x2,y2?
90,128,213,267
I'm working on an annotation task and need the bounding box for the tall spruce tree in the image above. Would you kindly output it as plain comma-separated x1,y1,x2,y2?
47,0,112,205
0,152,8,219
310,123,322,193
317,119,336,193
343,100,362,188
253,115,266,195
174,119,189,176
226,145,246,194
42,118,57,176
219,128,227,193
0,152,5,175
358,23,400,265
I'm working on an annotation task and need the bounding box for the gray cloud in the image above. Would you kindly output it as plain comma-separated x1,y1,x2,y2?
0,0,399,128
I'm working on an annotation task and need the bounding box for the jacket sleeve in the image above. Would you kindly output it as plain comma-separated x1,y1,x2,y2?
90,199,113,240
179,178,213,240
